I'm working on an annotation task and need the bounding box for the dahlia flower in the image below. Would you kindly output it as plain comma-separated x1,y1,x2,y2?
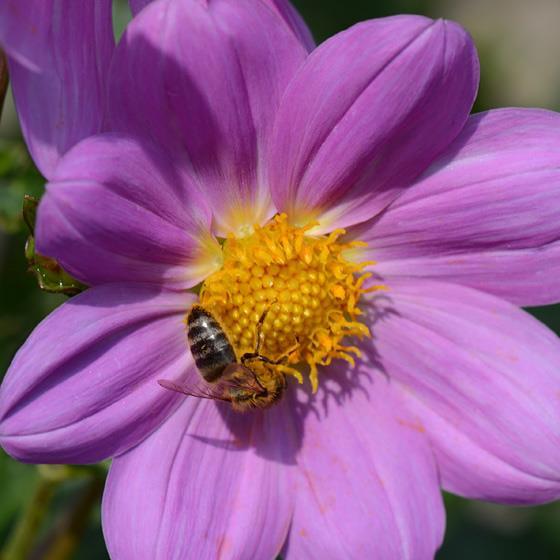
2,1,560,558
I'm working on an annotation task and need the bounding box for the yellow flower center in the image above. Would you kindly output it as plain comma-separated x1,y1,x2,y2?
199,214,379,392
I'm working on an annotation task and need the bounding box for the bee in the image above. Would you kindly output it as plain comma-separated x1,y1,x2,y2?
159,304,292,412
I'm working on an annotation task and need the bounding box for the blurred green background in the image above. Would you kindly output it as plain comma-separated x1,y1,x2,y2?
2,0,560,558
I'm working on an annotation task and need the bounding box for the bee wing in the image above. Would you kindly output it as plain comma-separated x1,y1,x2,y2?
158,379,231,403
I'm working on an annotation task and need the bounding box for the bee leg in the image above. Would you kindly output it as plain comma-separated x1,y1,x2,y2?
270,337,300,365
242,353,289,367
254,307,271,354
253,298,281,354
239,308,271,364
241,337,300,366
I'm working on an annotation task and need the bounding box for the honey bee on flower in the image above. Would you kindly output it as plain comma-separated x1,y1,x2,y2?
2,1,560,559
161,303,291,411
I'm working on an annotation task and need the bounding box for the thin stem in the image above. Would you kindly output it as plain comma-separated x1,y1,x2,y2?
0,464,107,560
31,477,105,560
1,475,61,560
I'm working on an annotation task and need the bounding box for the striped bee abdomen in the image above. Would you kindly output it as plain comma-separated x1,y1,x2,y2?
187,305,236,383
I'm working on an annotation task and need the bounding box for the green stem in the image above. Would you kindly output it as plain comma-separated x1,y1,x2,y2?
0,464,107,560
1,474,61,560
31,476,105,560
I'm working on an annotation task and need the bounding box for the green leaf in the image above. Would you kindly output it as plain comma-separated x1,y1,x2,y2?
24,236,87,296
22,194,37,234
22,195,87,296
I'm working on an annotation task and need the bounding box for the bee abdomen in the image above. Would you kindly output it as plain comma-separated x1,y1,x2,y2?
187,306,236,383
192,336,235,382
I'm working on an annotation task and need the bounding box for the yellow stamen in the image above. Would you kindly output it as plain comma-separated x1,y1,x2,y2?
199,214,382,392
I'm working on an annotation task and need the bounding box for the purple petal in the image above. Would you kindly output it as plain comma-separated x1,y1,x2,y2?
358,108,560,307
268,15,479,232
1,0,114,178
0,284,195,464
103,399,296,559
109,0,307,235
264,0,315,51
365,279,560,504
129,0,315,51
285,376,444,559
36,134,220,289
0,1,50,69
128,0,151,16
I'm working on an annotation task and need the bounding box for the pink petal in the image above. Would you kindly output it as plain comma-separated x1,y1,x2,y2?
285,376,444,559
365,279,560,504
0,0,114,178
0,1,52,70
0,284,195,464
36,134,219,290
103,399,296,559
129,0,316,51
128,0,151,15
268,15,479,232
263,0,315,52
109,0,307,235
358,108,560,307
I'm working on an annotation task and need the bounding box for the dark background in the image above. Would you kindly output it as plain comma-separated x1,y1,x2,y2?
1,0,560,558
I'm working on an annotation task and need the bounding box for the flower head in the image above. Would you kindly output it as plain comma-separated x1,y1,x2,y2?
2,1,560,558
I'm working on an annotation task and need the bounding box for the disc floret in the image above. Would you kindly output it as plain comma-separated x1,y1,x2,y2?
199,214,379,391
